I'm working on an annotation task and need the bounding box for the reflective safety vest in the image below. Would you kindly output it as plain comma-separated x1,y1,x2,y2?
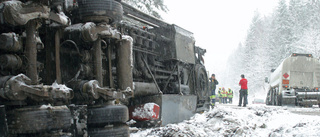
222,90,227,97
218,90,222,97
210,95,216,99
228,90,233,98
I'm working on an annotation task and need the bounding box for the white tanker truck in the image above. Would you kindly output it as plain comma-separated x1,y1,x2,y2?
266,53,320,107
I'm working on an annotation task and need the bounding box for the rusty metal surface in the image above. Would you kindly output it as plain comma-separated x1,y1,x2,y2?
55,30,62,84
173,25,196,64
0,105,8,137
0,33,21,52
93,38,103,86
1,1,50,26
133,82,158,96
0,54,22,70
117,36,133,92
25,20,38,85
0,74,73,101
71,80,132,102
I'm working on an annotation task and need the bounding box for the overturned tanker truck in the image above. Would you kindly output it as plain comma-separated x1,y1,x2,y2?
266,53,320,107
0,0,209,136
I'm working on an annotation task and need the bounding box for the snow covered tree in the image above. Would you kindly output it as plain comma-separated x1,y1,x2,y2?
289,0,320,56
241,11,270,91
225,43,246,89
122,0,168,19
293,29,320,57
270,0,294,61
289,0,308,39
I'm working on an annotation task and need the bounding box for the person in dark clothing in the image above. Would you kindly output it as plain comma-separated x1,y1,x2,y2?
209,74,219,106
238,74,248,107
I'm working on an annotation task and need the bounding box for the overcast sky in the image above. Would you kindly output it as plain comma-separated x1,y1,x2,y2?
161,0,279,79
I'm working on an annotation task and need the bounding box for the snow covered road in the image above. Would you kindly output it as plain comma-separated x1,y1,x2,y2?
131,104,320,137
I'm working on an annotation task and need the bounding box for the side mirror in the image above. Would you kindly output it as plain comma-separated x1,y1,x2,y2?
265,77,269,83
271,69,275,73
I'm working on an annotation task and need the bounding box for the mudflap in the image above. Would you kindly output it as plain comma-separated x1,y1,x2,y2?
161,95,197,125
130,94,197,126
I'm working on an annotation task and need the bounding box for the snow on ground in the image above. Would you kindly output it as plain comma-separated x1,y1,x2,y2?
131,105,320,137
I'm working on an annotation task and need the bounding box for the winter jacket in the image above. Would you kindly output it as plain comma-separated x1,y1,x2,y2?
209,78,219,91
239,78,248,89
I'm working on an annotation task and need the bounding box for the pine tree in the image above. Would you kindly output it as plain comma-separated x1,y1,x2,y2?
243,11,270,91
272,0,294,60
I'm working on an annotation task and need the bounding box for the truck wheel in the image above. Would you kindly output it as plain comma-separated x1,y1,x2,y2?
266,98,270,105
87,105,129,127
78,0,123,23
266,95,271,105
272,90,276,105
278,95,282,106
195,64,209,99
7,106,72,134
88,124,129,137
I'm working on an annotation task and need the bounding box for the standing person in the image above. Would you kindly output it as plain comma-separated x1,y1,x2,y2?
246,90,249,105
222,87,227,104
209,74,219,106
218,87,222,104
238,74,248,107
228,88,233,104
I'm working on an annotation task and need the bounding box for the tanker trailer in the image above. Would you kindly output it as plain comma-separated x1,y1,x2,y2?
266,53,320,107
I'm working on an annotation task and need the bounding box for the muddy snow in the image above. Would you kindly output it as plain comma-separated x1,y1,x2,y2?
131,104,320,137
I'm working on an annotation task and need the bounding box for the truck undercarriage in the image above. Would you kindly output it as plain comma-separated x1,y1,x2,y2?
0,0,209,136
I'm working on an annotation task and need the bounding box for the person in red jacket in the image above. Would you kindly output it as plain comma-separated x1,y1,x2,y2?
238,74,248,107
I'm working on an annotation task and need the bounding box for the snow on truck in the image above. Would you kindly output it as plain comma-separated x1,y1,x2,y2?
0,0,209,136
266,53,320,107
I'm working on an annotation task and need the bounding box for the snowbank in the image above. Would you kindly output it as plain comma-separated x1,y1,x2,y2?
131,105,320,137
52,81,72,93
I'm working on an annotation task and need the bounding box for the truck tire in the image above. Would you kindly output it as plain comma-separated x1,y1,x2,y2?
6,106,72,134
87,105,129,126
271,89,276,105
0,105,8,137
78,0,123,23
266,95,271,105
88,124,129,137
195,64,209,99
278,94,282,106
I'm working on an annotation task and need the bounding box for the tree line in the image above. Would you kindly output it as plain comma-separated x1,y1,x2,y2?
224,0,320,95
